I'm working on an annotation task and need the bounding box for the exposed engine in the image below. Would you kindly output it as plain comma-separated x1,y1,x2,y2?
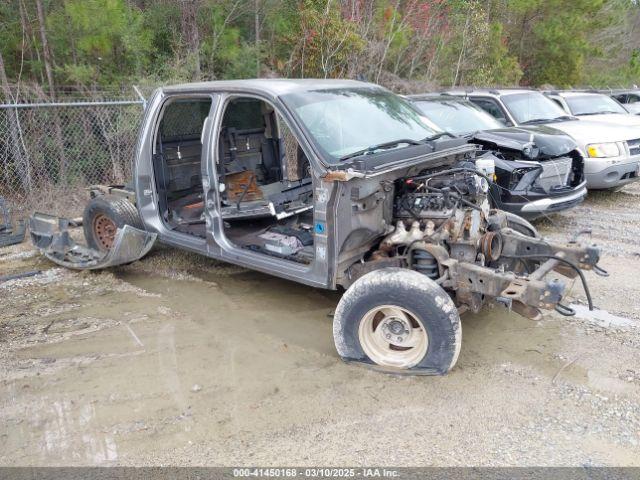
364,159,602,319
394,160,490,222
380,161,495,268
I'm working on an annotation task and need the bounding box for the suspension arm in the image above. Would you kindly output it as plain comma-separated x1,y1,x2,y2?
442,258,565,319
499,229,600,277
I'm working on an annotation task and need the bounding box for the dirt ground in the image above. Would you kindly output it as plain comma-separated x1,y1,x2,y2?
1,184,639,467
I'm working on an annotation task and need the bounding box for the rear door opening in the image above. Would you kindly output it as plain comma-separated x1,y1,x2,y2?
152,96,212,239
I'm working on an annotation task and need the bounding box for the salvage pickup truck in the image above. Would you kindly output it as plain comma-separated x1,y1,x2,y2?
30,79,606,374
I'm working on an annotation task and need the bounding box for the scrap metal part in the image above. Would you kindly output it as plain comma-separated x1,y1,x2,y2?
426,227,601,320
29,212,156,270
443,259,565,320
498,228,600,275
0,196,26,248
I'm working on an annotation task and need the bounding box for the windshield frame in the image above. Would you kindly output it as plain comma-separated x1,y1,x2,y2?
501,91,568,124
280,86,441,165
412,97,505,135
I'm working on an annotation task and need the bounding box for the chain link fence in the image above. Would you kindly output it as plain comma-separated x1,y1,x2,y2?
0,95,145,222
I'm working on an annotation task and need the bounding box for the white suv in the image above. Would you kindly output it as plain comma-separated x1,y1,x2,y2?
447,89,640,189
544,90,640,127
608,89,640,115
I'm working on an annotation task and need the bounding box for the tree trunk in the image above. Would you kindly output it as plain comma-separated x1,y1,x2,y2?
180,0,201,80
18,0,39,84
35,0,69,184
453,14,471,87
255,0,261,77
0,51,32,193
35,0,55,99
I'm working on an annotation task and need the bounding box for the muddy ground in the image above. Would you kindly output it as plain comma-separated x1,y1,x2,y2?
1,184,639,467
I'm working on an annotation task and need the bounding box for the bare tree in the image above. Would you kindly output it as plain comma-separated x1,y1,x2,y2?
375,2,405,83
35,0,55,98
205,0,245,79
18,0,44,86
180,0,202,80
255,0,261,77
33,0,69,182
453,12,471,86
318,0,354,78
0,51,32,192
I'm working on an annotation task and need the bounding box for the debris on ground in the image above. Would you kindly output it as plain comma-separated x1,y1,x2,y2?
0,196,26,248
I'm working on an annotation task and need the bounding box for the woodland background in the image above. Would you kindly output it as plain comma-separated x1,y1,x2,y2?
1,0,640,213
1,0,640,100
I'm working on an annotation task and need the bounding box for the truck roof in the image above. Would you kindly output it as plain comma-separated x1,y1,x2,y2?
599,88,639,94
444,88,535,97
546,91,604,98
161,78,373,96
408,93,467,101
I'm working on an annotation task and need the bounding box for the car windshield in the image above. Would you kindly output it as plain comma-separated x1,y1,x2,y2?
413,98,503,135
281,88,439,162
501,92,568,124
564,94,627,115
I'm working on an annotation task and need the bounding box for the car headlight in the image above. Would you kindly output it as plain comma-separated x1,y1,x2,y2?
586,143,620,158
509,166,540,190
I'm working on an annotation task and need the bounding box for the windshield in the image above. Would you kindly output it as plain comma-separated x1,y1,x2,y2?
564,94,627,115
501,92,568,124
413,99,503,134
281,88,439,162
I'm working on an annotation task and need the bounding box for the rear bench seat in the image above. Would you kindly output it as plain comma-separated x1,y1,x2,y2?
161,140,203,198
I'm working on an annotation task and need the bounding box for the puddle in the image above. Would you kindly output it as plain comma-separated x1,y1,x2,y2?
118,270,341,357
587,370,635,394
570,304,637,329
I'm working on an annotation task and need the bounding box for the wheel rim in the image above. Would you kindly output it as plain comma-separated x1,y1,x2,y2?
92,214,117,250
358,305,429,369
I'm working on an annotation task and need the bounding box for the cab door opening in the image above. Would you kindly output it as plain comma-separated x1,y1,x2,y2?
216,97,315,264
153,97,212,238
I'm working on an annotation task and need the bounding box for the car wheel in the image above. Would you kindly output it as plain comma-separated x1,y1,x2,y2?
83,195,144,252
333,268,461,374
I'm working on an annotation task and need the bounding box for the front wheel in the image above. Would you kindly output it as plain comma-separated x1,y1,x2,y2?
333,268,461,374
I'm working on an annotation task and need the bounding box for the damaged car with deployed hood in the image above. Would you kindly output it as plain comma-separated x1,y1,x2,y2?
29,79,606,374
409,94,587,219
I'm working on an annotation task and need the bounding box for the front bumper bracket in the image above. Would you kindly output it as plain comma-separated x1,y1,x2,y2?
29,213,156,270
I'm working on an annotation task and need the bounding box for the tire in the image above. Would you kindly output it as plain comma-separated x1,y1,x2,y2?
333,268,461,375
82,194,144,251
